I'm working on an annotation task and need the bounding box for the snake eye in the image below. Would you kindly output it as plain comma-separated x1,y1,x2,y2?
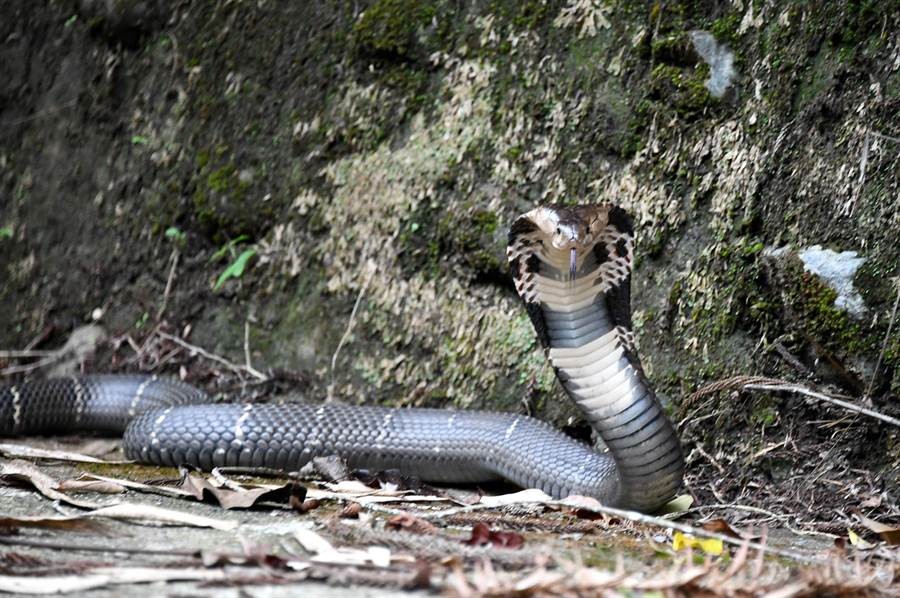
555,227,561,234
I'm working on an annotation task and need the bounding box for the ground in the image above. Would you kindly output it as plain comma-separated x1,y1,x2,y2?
1,0,899,594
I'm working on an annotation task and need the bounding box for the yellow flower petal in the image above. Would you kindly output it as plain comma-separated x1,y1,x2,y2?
672,532,723,555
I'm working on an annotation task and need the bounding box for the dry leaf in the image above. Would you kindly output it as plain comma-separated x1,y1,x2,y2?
854,515,900,546
847,528,875,550
0,443,117,464
479,489,552,507
0,515,107,533
701,519,742,539
58,479,127,494
464,522,524,549
78,473,194,499
659,495,694,515
0,459,103,508
0,567,225,594
339,502,362,518
292,526,391,567
179,471,304,509
292,498,321,513
86,503,238,530
387,512,437,535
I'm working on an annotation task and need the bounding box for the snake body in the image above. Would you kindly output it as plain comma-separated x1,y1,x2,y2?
0,204,682,512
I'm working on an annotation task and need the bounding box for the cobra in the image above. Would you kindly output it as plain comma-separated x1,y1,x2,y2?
0,204,683,512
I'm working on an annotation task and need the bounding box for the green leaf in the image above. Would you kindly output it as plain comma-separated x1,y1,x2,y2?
209,235,250,262
64,14,77,27
164,227,185,242
214,249,256,290
0,226,12,240
131,135,149,145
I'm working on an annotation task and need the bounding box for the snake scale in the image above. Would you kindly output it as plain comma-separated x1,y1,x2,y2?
0,204,683,512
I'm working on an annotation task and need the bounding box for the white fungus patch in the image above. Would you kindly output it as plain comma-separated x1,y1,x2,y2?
798,245,867,317
690,30,736,98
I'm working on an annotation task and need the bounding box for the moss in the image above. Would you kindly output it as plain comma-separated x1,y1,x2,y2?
650,32,698,67
350,0,436,60
488,0,551,31
648,62,714,116
190,154,270,243
708,12,742,45
789,269,874,356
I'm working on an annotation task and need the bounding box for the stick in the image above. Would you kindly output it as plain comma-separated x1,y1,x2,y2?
242,320,266,380
865,278,900,400
155,330,267,381
744,383,900,428
328,261,376,401
155,248,180,322
426,500,820,563
0,349,57,359
0,536,200,558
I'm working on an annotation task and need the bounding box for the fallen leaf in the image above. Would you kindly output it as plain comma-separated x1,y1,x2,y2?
479,489,552,507
86,503,238,531
292,526,391,567
0,515,107,533
659,495,694,515
179,470,304,509
387,513,437,535
847,528,876,550
464,522,524,549
79,473,192,497
854,514,900,546
339,502,361,518
0,567,225,594
292,498,321,513
672,532,723,555
310,455,350,482
701,519,742,539
58,479,126,494
0,459,103,508
0,443,119,464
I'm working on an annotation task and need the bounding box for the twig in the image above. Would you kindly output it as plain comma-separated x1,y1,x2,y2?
0,354,61,376
0,536,200,558
155,330,267,381
0,349,57,358
865,277,900,400
744,383,900,428
155,248,180,322
425,500,820,563
243,319,266,380
328,260,376,401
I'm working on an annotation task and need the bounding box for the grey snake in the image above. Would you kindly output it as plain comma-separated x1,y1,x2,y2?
0,204,683,512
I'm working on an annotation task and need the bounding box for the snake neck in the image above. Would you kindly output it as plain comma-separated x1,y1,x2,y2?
509,205,683,511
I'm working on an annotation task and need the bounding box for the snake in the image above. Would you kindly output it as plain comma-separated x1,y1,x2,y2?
0,204,683,512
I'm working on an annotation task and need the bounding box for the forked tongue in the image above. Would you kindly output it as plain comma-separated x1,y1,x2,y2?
569,247,577,281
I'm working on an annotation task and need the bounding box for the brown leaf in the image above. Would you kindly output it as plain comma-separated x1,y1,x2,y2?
701,518,742,539
0,459,101,508
291,498,321,513
178,471,304,509
339,502,362,519
387,512,437,535
463,522,524,549
58,479,127,494
0,515,107,533
855,513,900,546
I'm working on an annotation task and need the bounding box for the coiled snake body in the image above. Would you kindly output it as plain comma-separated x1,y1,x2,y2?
0,205,683,512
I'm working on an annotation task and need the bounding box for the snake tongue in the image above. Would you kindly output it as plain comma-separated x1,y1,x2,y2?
569,247,577,281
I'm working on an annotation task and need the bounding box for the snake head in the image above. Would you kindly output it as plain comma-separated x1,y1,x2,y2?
535,205,611,279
